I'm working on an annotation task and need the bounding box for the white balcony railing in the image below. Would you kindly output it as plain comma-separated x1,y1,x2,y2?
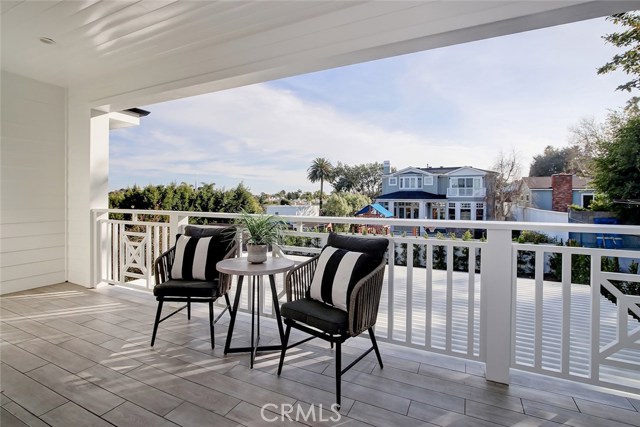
446,187,486,197
91,209,640,394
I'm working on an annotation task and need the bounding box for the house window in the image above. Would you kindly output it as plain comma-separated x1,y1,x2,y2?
388,177,397,186
582,194,594,209
417,177,422,187
423,176,433,186
456,177,481,188
475,203,484,220
448,202,456,220
431,202,446,219
448,177,482,197
460,202,472,220
395,202,419,219
400,176,419,189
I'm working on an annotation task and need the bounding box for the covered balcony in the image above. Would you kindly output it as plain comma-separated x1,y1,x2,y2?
3,210,640,426
2,1,640,426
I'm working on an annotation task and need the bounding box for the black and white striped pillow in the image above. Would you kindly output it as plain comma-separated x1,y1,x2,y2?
309,246,373,312
171,235,219,281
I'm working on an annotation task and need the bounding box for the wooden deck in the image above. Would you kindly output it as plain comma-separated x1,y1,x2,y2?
2,282,639,427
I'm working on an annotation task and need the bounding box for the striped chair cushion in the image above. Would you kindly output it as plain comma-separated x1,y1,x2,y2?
309,246,375,312
171,235,220,281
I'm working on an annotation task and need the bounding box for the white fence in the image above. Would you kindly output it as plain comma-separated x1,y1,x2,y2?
511,206,569,242
92,209,640,393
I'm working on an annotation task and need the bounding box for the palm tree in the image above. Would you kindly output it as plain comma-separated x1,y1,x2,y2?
307,157,333,212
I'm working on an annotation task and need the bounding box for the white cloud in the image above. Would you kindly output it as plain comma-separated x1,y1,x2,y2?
110,17,631,191
112,83,450,192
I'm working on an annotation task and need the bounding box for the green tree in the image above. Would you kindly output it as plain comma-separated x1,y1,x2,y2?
332,162,384,199
323,193,352,217
343,193,371,214
323,192,372,217
529,145,577,176
193,183,223,222
300,191,315,202
108,182,262,223
591,115,640,223
307,158,334,212
597,12,640,112
220,183,262,214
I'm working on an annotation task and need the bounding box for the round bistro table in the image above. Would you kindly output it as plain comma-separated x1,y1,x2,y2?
217,257,294,368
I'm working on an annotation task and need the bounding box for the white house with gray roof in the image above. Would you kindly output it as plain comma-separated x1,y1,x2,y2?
376,161,496,222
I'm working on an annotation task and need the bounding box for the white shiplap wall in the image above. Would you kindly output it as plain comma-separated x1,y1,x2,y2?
1,71,67,294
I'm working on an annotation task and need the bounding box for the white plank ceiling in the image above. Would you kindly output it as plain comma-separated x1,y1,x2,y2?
1,1,637,109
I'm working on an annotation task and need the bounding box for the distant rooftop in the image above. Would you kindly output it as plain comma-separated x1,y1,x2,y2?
419,166,461,174
377,190,446,200
523,175,592,190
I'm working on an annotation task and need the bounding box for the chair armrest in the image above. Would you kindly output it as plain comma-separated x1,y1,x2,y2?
285,255,320,301
348,260,387,337
216,240,239,297
154,246,176,286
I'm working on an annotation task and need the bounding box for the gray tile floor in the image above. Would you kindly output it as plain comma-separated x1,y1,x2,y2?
1,282,639,427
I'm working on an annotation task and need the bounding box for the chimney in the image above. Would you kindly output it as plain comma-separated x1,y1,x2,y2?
383,160,390,174
551,174,573,212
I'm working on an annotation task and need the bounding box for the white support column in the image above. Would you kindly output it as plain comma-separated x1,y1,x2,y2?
68,104,110,287
481,227,513,384
387,201,394,216
418,201,426,235
169,213,190,247
91,211,109,287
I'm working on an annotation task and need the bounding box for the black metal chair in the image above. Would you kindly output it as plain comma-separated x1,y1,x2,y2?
151,225,237,349
277,233,389,406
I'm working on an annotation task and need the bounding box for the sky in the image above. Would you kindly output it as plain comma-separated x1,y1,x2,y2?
109,16,631,194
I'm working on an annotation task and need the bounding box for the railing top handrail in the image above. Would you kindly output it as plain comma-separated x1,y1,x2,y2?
92,208,640,235
513,242,640,258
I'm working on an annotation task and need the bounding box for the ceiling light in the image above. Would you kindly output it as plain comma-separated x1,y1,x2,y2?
39,37,56,45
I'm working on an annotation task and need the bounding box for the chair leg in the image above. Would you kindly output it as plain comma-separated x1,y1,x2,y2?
277,324,291,376
209,300,215,349
151,298,163,347
368,327,383,369
335,341,342,408
187,297,191,320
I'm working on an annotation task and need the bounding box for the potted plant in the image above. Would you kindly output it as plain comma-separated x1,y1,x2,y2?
236,211,287,263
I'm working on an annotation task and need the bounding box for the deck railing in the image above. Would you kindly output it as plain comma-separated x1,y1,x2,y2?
91,209,640,393
446,187,486,197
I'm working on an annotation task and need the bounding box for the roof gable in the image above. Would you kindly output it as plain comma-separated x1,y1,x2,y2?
420,166,461,174
390,167,434,177
445,167,490,176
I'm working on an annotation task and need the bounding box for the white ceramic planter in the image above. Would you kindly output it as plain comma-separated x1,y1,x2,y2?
247,244,268,263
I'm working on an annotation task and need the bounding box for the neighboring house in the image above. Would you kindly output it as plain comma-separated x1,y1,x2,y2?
375,160,495,222
265,204,319,217
519,174,594,212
